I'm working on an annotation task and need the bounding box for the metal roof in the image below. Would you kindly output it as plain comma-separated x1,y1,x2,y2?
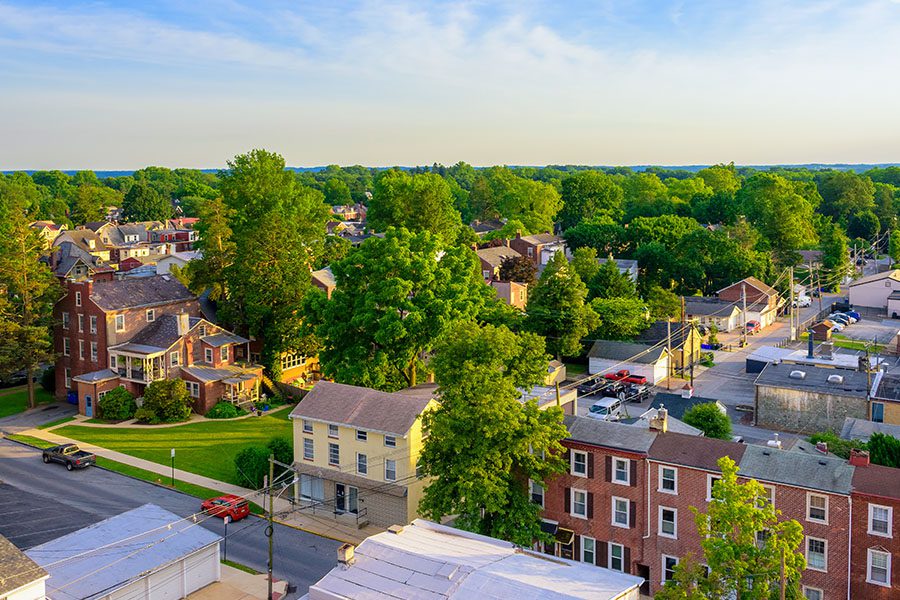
26,504,220,600
201,332,249,347
738,445,854,495
563,415,658,453
180,363,259,383
72,368,120,384
587,341,667,364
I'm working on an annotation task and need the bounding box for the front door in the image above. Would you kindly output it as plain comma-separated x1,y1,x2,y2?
335,484,359,514
84,394,93,417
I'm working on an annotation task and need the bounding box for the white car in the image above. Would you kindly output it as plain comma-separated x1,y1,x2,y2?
793,296,811,308
830,322,845,332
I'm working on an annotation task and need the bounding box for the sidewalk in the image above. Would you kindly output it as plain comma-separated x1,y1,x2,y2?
189,564,288,600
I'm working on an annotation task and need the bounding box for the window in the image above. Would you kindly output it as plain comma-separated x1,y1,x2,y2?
530,480,544,507
299,474,324,502
78,340,84,359
198,325,206,336
328,443,340,466
204,348,213,363
571,450,587,477
62,312,69,329
220,345,228,361
659,506,677,538
662,555,678,583
328,424,339,438
357,453,368,475
170,351,180,367
281,352,307,370
78,314,84,333
659,466,677,494
581,537,596,565
571,489,587,518
384,435,396,447
613,458,630,484
185,381,200,398
385,459,397,481
89,315,97,334
146,309,155,322
356,430,367,442
868,548,891,586
872,402,885,423
760,485,775,507
482,269,491,279
806,537,827,571
109,354,117,370
869,504,892,537
115,314,125,332
75,291,82,306
807,493,828,523
63,338,70,356
527,247,534,257
802,587,823,600
64,368,71,388
707,475,722,501
303,438,314,461
609,542,624,572
90,341,97,362
612,496,630,528
302,419,313,434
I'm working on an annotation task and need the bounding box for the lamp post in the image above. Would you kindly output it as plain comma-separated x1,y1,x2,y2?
223,515,230,562
170,448,175,487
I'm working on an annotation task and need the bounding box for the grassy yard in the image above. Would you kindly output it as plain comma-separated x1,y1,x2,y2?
800,332,883,353
38,416,76,429
0,386,55,419
55,410,294,486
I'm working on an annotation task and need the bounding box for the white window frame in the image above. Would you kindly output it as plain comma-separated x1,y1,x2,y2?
613,457,630,485
571,488,588,519
608,542,624,572
204,347,213,363
115,314,125,332
529,479,544,507
384,435,396,447
571,450,587,477
867,548,891,587
109,354,117,370
185,381,200,398
78,313,84,333
761,485,775,507
581,536,596,565
302,419,313,434
612,496,630,528
707,474,722,502
146,309,155,322
78,339,84,359
64,368,71,388
659,506,677,539
807,493,829,524
802,586,823,600
868,503,893,538
384,459,397,481
75,291,82,306
89,315,97,334
220,345,228,361
62,311,69,329
170,351,180,367
328,443,339,466
356,429,367,442
303,438,314,461
661,555,679,584
63,338,70,356
328,424,339,438
659,465,677,494
357,453,368,475
90,341,97,362
805,536,827,572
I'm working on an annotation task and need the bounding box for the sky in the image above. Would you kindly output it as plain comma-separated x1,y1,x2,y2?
2,0,900,170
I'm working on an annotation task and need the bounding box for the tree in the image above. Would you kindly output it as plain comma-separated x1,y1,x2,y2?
816,171,875,224
737,174,818,264
682,403,732,439
315,235,352,269
418,321,568,546
307,228,493,391
69,185,120,225
322,178,352,206
368,170,462,242
525,251,599,357
563,217,628,256
97,387,136,420
557,170,624,230
589,258,637,300
819,220,850,291
890,230,900,263
570,247,601,285
868,433,900,468
622,172,671,221
183,197,235,301
498,254,537,285
626,215,702,252
646,286,681,319
873,183,897,232
657,457,805,600
589,297,650,340
470,167,562,234
847,210,880,241
122,181,172,221
137,379,192,423
234,446,270,488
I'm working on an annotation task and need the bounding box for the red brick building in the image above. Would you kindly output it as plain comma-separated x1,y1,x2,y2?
850,451,900,599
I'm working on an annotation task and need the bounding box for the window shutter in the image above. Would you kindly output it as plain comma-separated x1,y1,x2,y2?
587,492,594,519
588,453,595,479
605,456,612,482
574,535,580,561
623,546,632,574
564,487,571,512
630,460,638,487
564,449,570,468
630,501,637,528
598,540,608,568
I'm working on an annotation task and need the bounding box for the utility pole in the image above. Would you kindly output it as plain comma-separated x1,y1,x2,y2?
789,266,795,341
689,322,695,387
816,269,823,315
666,319,672,391
741,282,747,347
267,455,275,600
680,296,686,377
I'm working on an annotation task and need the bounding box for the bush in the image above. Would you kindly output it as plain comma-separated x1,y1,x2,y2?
205,402,246,419
267,436,293,478
683,402,732,440
234,446,270,488
137,379,192,423
869,433,900,468
98,387,136,420
134,406,159,424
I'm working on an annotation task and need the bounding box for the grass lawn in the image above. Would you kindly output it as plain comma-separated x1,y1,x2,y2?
0,387,55,419
55,413,293,486
564,362,587,376
38,416,76,429
801,332,883,353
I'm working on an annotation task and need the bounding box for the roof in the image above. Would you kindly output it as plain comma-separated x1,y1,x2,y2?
587,341,667,364
754,362,870,398
718,276,778,297
738,445,854,495
519,385,576,409
157,250,201,263
798,250,823,264
840,417,900,442
289,381,434,436
563,415,658,453
307,519,643,600
72,369,120,384
180,363,260,383
53,241,113,277
636,321,700,344
0,533,47,597
649,393,724,420
613,258,638,270
201,331,249,347
649,431,747,471
126,315,202,349
26,504,220,600
518,232,564,245
848,269,900,287
54,229,106,253
90,275,195,310
682,296,741,317
476,246,522,269
470,219,506,234
312,266,336,288
852,463,900,499
622,408,702,436
81,221,108,232
108,342,167,355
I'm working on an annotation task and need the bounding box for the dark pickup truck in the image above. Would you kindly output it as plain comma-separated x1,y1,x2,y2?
42,443,96,471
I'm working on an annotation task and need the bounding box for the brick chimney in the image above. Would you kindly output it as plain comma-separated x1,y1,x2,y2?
815,441,828,454
849,448,870,467
177,312,191,336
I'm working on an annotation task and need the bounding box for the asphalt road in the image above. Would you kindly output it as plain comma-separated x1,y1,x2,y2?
0,438,339,598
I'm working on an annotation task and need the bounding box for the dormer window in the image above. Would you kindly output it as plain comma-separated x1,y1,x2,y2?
204,347,213,363
88,240,95,249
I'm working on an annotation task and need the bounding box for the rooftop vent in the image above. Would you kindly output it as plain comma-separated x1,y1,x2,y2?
766,433,782,449
789,370,806,380
827,374,844,385
387,525,405,535
337,543,355,565
816,441,828,454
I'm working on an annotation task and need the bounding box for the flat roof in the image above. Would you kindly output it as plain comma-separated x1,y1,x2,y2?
754,362,870,398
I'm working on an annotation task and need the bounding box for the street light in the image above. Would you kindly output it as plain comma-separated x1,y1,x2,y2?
223,515,230,563
170,448,175,487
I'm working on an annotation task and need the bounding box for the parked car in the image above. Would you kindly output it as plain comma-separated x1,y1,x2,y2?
624,383,651,403
603,369,648,385
587,397,625,421
832,300,852,312
745,321,761,335
830,322,845,332
201,494,250,522
845,310,861,321
828,314,851,326
42,444,96,471
601,381,627,399
577,380,605,397
792,296,811,308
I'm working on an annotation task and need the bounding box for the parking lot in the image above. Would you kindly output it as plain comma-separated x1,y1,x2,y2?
0,482,98,549
835,316,900,345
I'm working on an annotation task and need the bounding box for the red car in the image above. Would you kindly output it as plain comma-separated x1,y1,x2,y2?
745,320,761,335
603,369,648,386
201,494,250,521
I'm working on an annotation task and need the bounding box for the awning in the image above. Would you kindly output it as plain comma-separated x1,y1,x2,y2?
540,520,558,536
555,527,575,546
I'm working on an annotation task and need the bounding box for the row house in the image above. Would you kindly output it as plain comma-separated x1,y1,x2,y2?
509,232,567,267
542,413,882,598
149,228,198,253
717,276,783,329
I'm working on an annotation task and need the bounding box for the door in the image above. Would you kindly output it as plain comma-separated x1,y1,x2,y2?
84,394,93,417
335,484,359,514
872,402,885,423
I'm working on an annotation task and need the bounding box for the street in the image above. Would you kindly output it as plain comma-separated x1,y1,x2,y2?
0,438,339,598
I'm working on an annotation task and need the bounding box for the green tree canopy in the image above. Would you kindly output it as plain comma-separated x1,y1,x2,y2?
682,402,732,439
368,170,462,242
847,210,880,241
557,170,624,230
589,296,650,340
645,286,681,319
588,257,638,300
816,171,875,224
322,177,352,206
470,167,562,234
122,181,173,222
69,185,121,225
562,217,628,256
569,246,601,285
737,173,818,264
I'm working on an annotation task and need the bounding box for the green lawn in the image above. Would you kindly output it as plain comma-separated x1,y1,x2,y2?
0,387,55,419
38,416,76,429
55,413,293,486
800,332,883,353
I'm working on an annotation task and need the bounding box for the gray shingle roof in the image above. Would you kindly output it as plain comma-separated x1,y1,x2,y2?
128,315,202,349
0,533,47,597
682,296,741,317
289,381,434,435
649,432,747,472
563,415,657,453
519,232,563,245
53,241,112,277
738,445,854,494
91,275,195,311
651,393,722,420
587,341,667,364
840,417,900,442
476,246,523,269
72,369,120,384
754,362,870,398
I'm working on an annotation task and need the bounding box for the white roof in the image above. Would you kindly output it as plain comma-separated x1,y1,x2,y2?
308,519,643,600
748,345,882,370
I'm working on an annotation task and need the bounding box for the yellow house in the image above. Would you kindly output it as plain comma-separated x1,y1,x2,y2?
289,381,436,528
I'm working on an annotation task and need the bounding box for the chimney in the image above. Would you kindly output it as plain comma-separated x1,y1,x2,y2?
681,384,693,399
820,341,834,359
649,405,668,433
815,441,828,454
337,543,355,565
807,329,815,358
766,433,782,449
849,449,870,467
177,312,191,336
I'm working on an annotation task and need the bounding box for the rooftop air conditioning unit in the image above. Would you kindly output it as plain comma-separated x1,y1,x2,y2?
827,374,844,385
789,370,806,379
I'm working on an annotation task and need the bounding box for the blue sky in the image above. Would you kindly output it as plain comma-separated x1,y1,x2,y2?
2,0,900,169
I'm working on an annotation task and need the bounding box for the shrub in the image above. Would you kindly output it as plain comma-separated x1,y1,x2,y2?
205,402,246,419
138,379,192,423
868,433,900,468
234,446,270,488
267,436,293,478
134,406,159,424
98,387,136,420
807,431,866,459
683,402,732,440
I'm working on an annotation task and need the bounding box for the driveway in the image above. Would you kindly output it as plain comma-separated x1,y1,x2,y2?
0,401,78,433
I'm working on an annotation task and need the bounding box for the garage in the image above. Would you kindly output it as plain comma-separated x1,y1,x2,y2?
587,341,670,385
